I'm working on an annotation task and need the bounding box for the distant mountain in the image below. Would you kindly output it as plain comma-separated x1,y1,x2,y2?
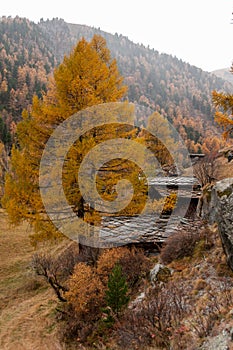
39,19,233,118
212,68,233,85
0,16,233,152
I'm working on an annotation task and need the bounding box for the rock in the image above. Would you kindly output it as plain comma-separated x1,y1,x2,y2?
197,183,216,222
208,178,233,271
129,291,146,309
200,330,232,350
150,263,172,285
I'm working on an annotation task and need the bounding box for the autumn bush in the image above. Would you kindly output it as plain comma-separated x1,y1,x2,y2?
65,263,105,315
58,303,100,344
160,230,200,264
115,280,190,349
96,247,130,285
59,263,106,344
57,246,150,346
64,246,149,318
97,246,151,289
119,247,152,288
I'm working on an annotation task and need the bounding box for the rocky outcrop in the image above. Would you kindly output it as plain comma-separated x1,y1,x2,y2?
203,178,233,271
150,263,172,285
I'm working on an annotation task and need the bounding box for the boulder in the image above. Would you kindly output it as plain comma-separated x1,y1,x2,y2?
150,263,172,285
197,183,215,221
209,178,233,271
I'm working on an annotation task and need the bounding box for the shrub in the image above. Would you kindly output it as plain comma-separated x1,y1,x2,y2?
97,246,151,289
192,227,214,259
160,230,200,264
97,247,130,285
65,263,105,316
60,246,150,346
115,280,189,349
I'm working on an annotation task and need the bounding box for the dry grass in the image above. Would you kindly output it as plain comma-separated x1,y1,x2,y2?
0,209,65,350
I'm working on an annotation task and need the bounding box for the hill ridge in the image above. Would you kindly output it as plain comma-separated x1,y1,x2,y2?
0,16,232,152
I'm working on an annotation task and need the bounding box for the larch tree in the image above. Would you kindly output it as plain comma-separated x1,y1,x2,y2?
212,64,233,139
145,111,175,166
2,35,127,244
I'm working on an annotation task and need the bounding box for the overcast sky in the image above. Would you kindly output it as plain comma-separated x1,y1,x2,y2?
1,0,233,72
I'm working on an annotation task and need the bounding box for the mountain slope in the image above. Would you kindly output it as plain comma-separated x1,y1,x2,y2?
39,18,233,121
0,16,232,151
36,18,233,151
0,16,55,122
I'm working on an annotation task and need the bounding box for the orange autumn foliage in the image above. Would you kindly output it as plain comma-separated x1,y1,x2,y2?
2,35,127,243
212,65,233,140
65,263,105,315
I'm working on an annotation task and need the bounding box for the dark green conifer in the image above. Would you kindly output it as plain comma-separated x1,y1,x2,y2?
105,264,129,317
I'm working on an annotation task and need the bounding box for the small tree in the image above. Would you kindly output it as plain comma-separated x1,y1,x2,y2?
193,152,218,187
105,264,129,317
31,242,80,302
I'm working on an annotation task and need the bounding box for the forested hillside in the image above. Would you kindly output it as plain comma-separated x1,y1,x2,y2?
38,18,233,152
0,16,56,149
0,16,232,152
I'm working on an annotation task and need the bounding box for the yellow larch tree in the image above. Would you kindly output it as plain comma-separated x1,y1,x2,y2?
2,35,127,244
212,64,233,139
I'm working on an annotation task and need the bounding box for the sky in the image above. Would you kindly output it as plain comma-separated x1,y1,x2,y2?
1,0,233,72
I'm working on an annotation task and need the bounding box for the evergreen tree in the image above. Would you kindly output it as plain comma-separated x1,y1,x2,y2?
0,117,11,149
105,263,129,317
